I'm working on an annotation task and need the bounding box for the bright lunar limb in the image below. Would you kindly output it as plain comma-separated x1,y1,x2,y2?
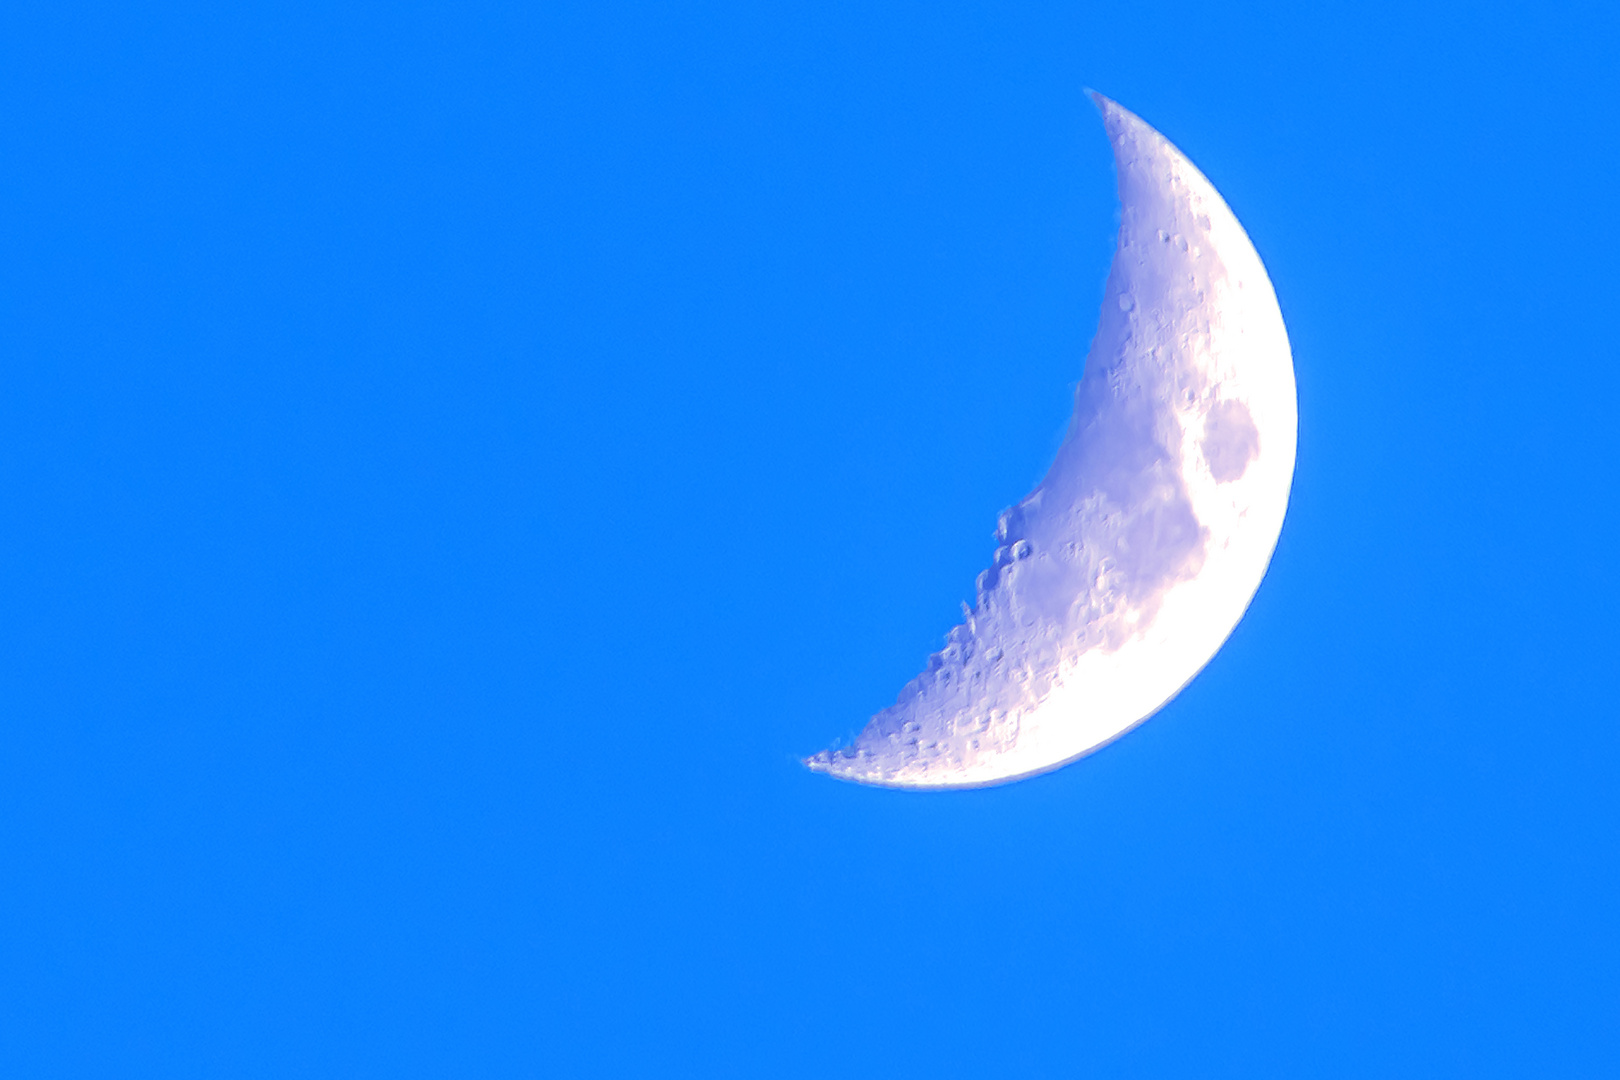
807,94,1297,789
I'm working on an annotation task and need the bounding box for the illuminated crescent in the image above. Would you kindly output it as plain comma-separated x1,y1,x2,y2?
807,94,1297,788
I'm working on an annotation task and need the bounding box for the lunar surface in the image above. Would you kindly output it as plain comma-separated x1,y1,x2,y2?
807,94,1297,788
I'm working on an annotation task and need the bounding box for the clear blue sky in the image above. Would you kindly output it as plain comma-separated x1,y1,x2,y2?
2,1,1616,1076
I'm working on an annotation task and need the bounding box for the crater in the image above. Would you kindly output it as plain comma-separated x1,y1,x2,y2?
1201,399,1260,483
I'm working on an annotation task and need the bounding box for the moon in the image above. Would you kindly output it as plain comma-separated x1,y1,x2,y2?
807,95,1297,789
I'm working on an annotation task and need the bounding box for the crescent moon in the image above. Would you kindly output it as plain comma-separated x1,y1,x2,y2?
807,94,1297,788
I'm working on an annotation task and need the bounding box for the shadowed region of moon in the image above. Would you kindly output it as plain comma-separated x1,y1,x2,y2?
807,95,1298,789
1202,399,1261,483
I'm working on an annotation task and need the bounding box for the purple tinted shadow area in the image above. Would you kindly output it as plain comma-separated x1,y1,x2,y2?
1202,399,1260,483
808,98,1245,784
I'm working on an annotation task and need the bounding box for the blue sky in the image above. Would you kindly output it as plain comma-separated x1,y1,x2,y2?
2,1,1617,1076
